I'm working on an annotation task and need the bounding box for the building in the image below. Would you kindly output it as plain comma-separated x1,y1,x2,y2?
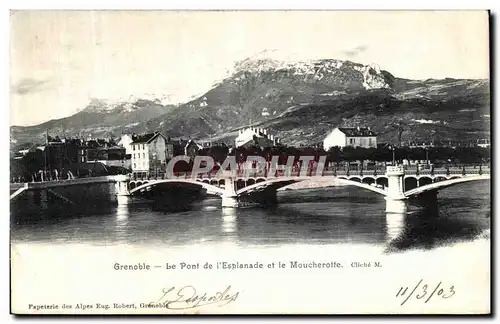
94,146,130,169
130,132,174,177
184,140,203,157
234,127,279,149
477,139,490,148
82,139,103,162
10,135,135,181
118,134,134,155
169,138,204,158
323,127,377,151
408,141,434,149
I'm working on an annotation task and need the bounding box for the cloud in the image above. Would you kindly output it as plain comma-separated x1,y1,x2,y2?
11,78,51,95
342,45,368,57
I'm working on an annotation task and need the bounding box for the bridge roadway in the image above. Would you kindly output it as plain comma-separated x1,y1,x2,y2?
125,166,490,209
9,176,116,200
10,166,490,212
129,166,489,183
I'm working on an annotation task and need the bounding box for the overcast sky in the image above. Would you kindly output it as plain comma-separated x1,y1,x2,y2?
10,10,489,126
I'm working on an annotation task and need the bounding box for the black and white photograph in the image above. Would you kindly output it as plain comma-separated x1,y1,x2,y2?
9,10,491,314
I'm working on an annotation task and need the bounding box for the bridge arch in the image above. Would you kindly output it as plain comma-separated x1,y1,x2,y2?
376,177,388,188
236,179,246,190
235,177,387,196
362,177,375,185
405,175,490,198
404,177,418,191
129,179,226,196
418,176,432,186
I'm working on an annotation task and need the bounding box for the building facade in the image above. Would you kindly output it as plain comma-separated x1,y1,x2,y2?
323,127,377,151
184,140,203,158
477,139,490,148
131,132,174,177
234,127,278,148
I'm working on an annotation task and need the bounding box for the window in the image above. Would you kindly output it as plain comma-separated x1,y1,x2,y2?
133,145,135,151
133,163,136,169
143,153,145,158
142,144,145,150
349,138,354,144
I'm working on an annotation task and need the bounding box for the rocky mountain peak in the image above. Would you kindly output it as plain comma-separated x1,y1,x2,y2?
83,98,113,113
10,55,488,147
361,64,392,90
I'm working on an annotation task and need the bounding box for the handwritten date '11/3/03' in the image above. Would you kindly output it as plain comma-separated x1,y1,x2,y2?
396,279,455,306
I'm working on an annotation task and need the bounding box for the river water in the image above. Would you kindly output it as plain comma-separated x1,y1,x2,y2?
10,181,491,314
11,181,490,251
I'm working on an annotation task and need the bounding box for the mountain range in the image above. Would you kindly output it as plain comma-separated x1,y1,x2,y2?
10,57,490,148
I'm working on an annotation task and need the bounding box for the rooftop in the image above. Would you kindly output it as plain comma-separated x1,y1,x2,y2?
338,127,377,137
131,132,163,144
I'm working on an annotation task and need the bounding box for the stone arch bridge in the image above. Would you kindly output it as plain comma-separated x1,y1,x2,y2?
121,166,490,210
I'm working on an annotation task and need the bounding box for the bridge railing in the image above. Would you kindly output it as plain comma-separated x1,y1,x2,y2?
126,164,490,181
10,174,113,185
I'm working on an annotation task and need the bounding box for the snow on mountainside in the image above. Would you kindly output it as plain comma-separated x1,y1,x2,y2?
10,55,490,147
233,57,392,90
10,97,175,143
130,57,398,138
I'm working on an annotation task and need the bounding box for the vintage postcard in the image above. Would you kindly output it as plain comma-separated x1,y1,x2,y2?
9,10,491,314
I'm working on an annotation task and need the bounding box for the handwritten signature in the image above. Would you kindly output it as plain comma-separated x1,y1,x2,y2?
396,279,455,306
146,285,239,310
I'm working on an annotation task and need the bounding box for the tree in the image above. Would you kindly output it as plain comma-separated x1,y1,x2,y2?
327,146,341,165
208,146,229,165
197,148,210,156
372,146,392,162
341,147,357,162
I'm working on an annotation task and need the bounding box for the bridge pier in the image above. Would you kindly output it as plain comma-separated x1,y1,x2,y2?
114,175,131,197
386,165,405,200
222,195,239,208
385,165,407,213
221,177,239,208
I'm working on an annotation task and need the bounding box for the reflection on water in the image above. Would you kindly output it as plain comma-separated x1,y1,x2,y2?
385,212,406,242
385,199,489,253
114,203,130,243
221,207,237,234
11,182,490,253
117,195,130,206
